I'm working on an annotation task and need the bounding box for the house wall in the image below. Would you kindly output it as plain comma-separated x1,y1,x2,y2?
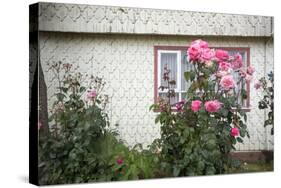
39,32,273,151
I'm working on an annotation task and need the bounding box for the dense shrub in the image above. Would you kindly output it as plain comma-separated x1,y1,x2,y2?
38,62,157,184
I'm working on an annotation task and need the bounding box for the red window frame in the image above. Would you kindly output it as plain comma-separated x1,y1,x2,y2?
154,46,251,112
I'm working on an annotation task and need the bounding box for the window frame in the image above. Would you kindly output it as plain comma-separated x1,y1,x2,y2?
154,46,251,112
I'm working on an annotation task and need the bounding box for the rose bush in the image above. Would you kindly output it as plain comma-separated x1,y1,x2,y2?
256,71,274,134
150,39,254,176
38,62,157,184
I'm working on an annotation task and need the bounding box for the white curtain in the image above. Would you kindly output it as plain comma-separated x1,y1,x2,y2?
161,53,177,89
160,52,178,104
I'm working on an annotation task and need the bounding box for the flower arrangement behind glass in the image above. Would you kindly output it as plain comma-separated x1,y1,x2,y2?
150,39,255,176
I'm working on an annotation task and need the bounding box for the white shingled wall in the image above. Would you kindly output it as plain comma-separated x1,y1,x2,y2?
39,32,273,150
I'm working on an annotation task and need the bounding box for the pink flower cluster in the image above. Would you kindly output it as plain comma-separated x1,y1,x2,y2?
187,39,215,63
175,100,186,111
191,100,222,113
187,40,256,91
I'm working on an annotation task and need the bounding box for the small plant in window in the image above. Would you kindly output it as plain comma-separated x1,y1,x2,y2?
256,71,274,134
150,39,255,176
158,64,177,108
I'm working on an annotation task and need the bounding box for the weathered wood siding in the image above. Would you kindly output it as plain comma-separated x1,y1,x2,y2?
37,2,273,37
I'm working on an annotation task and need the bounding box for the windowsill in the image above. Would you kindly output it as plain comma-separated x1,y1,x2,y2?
231,107,251,112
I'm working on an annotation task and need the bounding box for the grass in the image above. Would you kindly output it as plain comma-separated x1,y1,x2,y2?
228,161,273,173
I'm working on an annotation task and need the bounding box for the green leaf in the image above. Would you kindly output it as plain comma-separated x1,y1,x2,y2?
246,131,250,138
155,116,160,124
79,86,86,93
236,137,243,143
190,72,196,82
240,129,246,137
184,71,191,81
55,93,66,101
243,114,247,122
241,89,248,99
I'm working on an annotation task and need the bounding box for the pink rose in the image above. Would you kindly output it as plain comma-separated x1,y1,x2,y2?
87,89,97,100
200,48,215,62
188,46,201,61
220,75,236,90
254,81,262,90
116,158,124,165
175,100,185,111
232,54,243,70
191,39,209,49
247,65,255,75
191,100,202,112
219,62,232,71
230,127,240,137
188,39,209,61
204,100,222,113
215,49,229,62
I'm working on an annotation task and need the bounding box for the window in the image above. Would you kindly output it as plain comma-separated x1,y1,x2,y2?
157,49,190,105
154,46,250,109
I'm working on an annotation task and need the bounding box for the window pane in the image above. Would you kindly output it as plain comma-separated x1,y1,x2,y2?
181,92,187,101
160,53,177,89
181,50,192,91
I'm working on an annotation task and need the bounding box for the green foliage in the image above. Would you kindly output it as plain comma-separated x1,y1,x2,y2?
110,144,158,181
